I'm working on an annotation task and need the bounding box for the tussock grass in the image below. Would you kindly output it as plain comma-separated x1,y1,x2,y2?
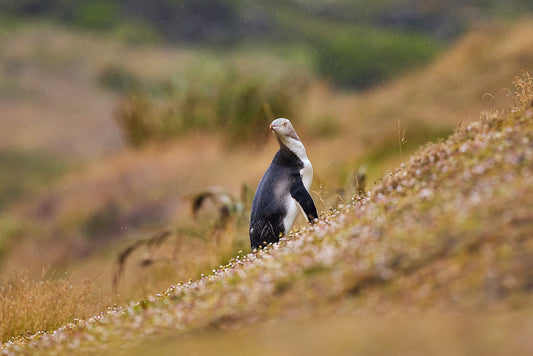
88,186,251,300
0,272,107,343
111,197,250,300
507,71,533,110
115,59,310,147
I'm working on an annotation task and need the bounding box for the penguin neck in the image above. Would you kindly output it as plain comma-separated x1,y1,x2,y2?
276,136,308,163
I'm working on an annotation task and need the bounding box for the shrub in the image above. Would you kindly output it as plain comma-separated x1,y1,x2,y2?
115,60,310,147
74,1,118,29
314,28,438,88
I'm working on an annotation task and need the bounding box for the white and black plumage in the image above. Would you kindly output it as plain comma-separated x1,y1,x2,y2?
249,118,318,249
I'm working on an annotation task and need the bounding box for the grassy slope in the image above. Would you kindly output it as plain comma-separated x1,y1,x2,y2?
0,20,532,331
2,75,532,354
1,19,533,348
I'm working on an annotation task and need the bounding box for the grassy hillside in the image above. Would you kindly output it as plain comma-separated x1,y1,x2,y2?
2,73,532,355
1,19,533,350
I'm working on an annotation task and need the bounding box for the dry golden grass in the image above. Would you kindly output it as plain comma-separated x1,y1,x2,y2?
0,272,108,343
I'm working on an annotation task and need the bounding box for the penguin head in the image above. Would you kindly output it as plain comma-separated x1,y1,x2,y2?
269,118,300,142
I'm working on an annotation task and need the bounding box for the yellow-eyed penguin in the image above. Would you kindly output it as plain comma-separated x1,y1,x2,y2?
249,118,318,249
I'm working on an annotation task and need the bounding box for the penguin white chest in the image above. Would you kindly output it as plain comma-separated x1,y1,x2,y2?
283,196,300,236
300,158,313,190
282,161,313,235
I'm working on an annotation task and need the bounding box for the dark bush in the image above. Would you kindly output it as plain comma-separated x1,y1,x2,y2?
99,65,143,93
74,1,119,29
314,28,438,88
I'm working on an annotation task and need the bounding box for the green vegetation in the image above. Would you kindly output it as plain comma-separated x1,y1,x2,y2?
73,1,119,29
301,24,439,88
114,59,310,147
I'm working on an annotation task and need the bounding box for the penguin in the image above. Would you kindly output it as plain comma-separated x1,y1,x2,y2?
249,118,318,249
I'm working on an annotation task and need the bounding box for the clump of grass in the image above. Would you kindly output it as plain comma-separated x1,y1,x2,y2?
112,187,249,299
0,272,107,343
112,230,178,295
115,61,310,147
505,71,533,110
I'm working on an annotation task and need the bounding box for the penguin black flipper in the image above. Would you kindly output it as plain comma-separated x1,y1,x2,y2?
290,174,318,222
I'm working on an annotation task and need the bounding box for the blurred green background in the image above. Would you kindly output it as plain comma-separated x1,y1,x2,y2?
3,0,533,87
